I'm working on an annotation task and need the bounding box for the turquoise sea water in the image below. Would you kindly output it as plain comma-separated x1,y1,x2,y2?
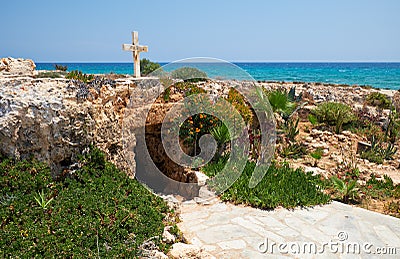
36,62,400,90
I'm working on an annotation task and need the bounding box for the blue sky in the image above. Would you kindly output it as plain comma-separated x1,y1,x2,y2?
2,0,399,62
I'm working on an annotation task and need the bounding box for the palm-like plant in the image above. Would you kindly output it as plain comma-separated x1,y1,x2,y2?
331,176,358,203
34,190,54,210
210,123,232,159
267,89,296,118
283,117,299,142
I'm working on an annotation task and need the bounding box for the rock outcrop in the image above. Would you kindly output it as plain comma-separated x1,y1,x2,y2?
0,75,138,175
0,57,36,76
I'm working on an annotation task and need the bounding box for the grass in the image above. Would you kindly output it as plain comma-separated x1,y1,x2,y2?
0,148,176,257
202,156,331,209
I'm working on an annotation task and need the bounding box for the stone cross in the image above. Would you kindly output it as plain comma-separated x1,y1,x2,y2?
122,31,148,78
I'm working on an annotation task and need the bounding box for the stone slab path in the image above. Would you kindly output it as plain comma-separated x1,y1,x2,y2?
178,198,400,258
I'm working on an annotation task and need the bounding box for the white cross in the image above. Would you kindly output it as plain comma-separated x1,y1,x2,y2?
122,31,148,78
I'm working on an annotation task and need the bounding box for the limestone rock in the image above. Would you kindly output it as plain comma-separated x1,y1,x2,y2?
0,57,36,75
169,243,215,259
162,226,176,244
0,76,159,176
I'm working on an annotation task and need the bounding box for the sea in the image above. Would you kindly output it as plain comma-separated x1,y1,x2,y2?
36,62,400,90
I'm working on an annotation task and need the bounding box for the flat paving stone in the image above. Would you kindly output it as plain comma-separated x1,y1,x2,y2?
177,200,400,258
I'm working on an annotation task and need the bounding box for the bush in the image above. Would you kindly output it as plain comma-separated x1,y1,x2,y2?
267,89,296,118
331,176,358,203
171,67,207,82
310,148,323,167
210,123,231,159
202,159,330,209
0,148,174,257
363,174,396,199
282,117,299,142
385,110,400,143
179,113,219,154
54,64,68,72
140,58,161,76
366,92,391,109
66,70,94,83
279,142,307,159
268,87,297,116
312,102,356,133
360,136,397,164
226,88,253,125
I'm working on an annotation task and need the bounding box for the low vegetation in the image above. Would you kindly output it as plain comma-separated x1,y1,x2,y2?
311,102,356,133
267,88,296,119
0,148,176,257
66,70,95,83
171,67,208,82
35,71,66,78
365,92,391,109
202,157,331,209
140,58,162,76
360,136,398,164
54,64,68,72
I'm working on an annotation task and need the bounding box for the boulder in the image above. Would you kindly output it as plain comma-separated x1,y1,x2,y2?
162,226,176,244
0,57,36,75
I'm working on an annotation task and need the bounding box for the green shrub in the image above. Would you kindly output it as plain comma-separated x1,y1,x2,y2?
331,176,358,203
171,67,207,82
361,149,384,164
267,89,296,118
310,148,323,160
308,114,318,125
66,70,94,83
0,148,174,257
140,58,162,76
283,117,299,142
226,88,253,124
385,110,400,143
202,159,330,209
312,102,356,133
210,123,231,159
54,64,68,71
360,136,398,164
279,142,307,159
179,113,219,155
310,148,323,167
366,92,391,109
362,174,399,199
202,154,230,178
163,87,171,101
